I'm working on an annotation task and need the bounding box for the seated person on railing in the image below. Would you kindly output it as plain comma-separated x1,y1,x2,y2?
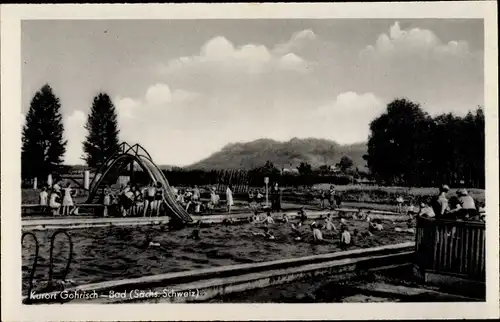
447,189,478,220
431,184,450,218
418,198,436,218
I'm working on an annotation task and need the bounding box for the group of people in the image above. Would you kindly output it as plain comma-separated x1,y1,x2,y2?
101,181,164,217
318,185,342,210
38,180,77,216
249,209,354,248
409,185,484,221
247,182,282,212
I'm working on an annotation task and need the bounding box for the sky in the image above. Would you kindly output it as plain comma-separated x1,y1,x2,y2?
21,19,484,166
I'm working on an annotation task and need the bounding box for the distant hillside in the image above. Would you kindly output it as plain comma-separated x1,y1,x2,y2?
186,138,368,171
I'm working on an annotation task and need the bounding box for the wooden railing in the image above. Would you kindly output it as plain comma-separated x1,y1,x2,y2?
415,217,485,281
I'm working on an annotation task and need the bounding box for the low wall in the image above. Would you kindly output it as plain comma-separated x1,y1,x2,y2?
23,242,414,304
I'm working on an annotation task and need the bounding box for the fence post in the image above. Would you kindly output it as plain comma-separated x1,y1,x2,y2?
84,170,90,190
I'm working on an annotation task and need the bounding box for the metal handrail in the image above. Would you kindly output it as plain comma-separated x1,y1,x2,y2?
22,230,74,304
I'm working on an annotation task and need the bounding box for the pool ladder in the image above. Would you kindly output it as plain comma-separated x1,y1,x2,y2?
21,230,73,304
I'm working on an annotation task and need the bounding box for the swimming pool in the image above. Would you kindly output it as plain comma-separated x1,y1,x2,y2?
22,218,414,295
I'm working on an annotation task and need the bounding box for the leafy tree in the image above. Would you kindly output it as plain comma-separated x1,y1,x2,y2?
22,84,67,179
366,98,484,188
337,155,354,172
83,93,120,168
297,162,313,176
365,98,432,186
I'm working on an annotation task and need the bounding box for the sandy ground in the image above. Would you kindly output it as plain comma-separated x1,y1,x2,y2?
22,217,414,294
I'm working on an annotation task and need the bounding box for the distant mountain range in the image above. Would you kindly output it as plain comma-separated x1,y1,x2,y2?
184,138,368,171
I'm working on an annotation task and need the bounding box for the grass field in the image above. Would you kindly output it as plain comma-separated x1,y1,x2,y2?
311,184,485,205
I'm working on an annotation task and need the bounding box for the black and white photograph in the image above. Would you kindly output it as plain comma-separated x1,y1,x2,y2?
1,2,498,321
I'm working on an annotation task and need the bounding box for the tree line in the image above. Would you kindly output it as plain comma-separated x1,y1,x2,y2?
364,98,484,188
22,84,120,180
21,85,485,189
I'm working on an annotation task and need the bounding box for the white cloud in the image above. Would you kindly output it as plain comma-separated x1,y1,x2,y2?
145,83,172,105
360,21,472,59
273,29,318,56
64,110,86,164
311,92,385,143
353,21,483,116
163,35,311,75
279,53,309,72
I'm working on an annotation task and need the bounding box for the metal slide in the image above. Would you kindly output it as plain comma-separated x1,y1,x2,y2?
136,155,193,223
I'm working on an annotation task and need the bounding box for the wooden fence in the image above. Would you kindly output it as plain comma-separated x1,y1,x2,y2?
213,170,250,194
415,217,485,282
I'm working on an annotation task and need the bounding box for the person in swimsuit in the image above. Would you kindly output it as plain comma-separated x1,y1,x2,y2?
143,182,156,217
133,185,144,216
263,211,275,224
154,182,164,217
